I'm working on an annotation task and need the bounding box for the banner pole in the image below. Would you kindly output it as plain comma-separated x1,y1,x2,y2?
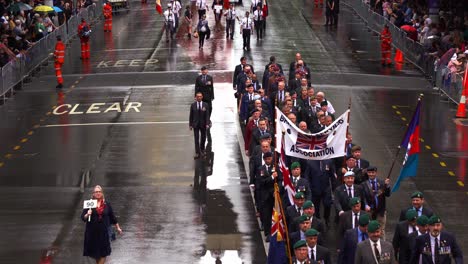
386,94,423,179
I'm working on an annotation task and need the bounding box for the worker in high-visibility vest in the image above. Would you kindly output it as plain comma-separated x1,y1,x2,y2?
380,24,392,66
103,2,113,32
54,35,65,89
78,18,91,59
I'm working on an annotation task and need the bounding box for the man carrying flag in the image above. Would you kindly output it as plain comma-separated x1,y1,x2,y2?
392,95,422,192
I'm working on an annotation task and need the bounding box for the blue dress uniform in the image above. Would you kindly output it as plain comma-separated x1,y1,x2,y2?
410,215,463,264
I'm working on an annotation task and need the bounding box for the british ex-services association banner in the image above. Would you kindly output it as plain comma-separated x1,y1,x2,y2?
275,107,349,160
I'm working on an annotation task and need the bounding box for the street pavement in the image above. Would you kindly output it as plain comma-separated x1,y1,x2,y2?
0,0,466,263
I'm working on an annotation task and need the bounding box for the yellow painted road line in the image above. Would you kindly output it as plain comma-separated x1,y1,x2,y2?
27,131,34,136
440,162,446,167
4,154,12,159
425,145,431,150
396,111,401,115
401,117,407,121
20,138,28,143
457,181,464,187
432,153,439,158
0,162,4,167
448,171,455,177
13,146,20,151
392,105,397,109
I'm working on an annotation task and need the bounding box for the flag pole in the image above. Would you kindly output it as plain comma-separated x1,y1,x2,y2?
274,131,292,264
339,98,352,185
386,94,424,179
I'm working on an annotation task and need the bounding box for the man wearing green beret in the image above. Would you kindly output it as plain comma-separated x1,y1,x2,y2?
398,191,434,222
411,215,463,264
392,209,418,263
302,201,325,239
305,228,331,264
290,162,312,202
292,240,310,263
286,192,306,234
355,220,395,264
399,215,429,264
290,214,312,255
337,197,367,249
339,214,370,264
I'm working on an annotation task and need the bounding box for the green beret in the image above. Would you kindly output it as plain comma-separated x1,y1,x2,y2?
428,215,441,225
411,191,424,199
291,162,301,170
298,214,311,223
305,228,319,237
405,209,418,221
303,201,314,209
367,220,381,233
349,197,361,207
416,215,429,226
358,214,370,226
293,240,307,249
294,192,305,199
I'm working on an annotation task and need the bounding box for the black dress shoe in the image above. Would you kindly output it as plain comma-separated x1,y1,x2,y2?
265,236,270,242
56,84,63,89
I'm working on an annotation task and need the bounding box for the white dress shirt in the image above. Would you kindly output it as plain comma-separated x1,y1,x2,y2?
240,17,254,30
430,234,441,264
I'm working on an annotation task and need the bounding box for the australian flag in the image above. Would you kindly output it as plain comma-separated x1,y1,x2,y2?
392,98,421,192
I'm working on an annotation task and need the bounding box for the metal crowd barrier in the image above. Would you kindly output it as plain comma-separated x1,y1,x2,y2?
343,0,465,103
0,1,103,103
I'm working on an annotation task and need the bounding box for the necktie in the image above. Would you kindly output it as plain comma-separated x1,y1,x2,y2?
358,159,361,168
198,102,201,110
249,94,252,101
203,75,206,84
199,0,202,8
374,243,380,262
229,10,232,19
434,237,440,264
354,213,359,228
257,12,259,21
348,187,352,198
361,233,366,242
297,207,301,215
261,130,264,136
310,249,315,261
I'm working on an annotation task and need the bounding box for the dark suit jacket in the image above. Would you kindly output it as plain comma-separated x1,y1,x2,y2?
398,206,434,222
195,74,214,102
337,210,367,248
286,205,302,231
289,230,305,256
410,231,463,264
398,229,422,264
233,63,254,87
256,164,282,205
334,184,364,213
355,158,369,170
360,178,391,217
189,101,210,128
291,176,312,201
305,159,335,199
392,220,415,262
239,92,255,121
313,244,332,264
339,228,367,264
249,128,270,155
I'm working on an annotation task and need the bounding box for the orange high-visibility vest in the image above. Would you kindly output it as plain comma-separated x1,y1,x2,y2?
54,40,65,63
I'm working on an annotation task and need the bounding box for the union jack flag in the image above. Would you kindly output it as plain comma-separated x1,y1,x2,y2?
267,184,287,264
296,134,327,150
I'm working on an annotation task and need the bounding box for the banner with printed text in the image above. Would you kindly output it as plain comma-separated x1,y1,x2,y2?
275,107,349,160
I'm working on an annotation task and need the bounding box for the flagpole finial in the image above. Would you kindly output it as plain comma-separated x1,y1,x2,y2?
418,93,424,99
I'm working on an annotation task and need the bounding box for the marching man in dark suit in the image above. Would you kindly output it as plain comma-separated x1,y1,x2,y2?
334,171,364,221
337,197,367,250
305,228,332,264
256,151,282,242
392,209,418,263
360,166,391,240
355,221,395,264
189,92,211,158
286,192,306,232
195,66,214,116
398,191,434,221
410,215,463,264
339,214,370,264
290,162,312,202
399,214,429,264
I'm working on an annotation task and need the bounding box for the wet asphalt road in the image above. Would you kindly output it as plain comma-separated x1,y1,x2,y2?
0,0,467,262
